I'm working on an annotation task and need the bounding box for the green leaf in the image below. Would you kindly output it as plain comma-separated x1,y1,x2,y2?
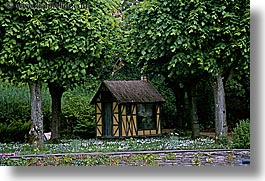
177,40,182,45
81,69,86,75
80,63,85,68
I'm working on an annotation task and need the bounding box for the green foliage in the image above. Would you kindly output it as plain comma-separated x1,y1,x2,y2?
191,152,203,166
0,157,29,166
0,0,250,142
0,81,52,142
215,135,230,148
0,154,159,166
0,81,51,130
72,118,96,139
149,75,177,128
162,152,176,161
232,119,250,149
124,0,249,133
0,81,98,142
196,79,215,131
125,0,249,79
1,136,249,166
225,74,250,129
0,0,122,86
109,61,141,81
0,0,123,145
0,120,30,143
60,81,99,139
1,136,229,155
0,81,31,123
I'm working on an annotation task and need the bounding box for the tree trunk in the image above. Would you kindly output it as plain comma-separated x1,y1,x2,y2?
29,81,44,150
48,82,65,142
187,83,200,138
212,74,228,140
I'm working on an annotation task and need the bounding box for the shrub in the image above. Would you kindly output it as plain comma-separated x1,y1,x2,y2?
232,119,250,149
0,120,31,143
72,118,96,139
0,81,97,142
61,83,98,139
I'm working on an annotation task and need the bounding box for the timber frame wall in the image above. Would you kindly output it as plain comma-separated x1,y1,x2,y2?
95,101,162,138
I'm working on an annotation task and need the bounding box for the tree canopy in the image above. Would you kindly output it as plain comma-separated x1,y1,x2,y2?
0,0,250,143
124,0,249,77
124,0,249,137
0,0,122,86
0,0,123,147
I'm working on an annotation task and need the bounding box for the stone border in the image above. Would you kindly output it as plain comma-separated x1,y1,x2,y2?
2,149,250,166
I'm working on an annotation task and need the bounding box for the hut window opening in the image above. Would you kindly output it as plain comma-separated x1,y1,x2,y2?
137,104,156,130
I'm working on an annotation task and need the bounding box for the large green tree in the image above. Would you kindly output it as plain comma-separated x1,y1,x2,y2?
125,0,249,138
0,0,122,147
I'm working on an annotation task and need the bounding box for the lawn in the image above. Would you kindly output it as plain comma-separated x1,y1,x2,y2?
0,135,231,156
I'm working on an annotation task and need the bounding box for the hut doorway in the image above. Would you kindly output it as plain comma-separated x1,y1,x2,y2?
102,102,113,137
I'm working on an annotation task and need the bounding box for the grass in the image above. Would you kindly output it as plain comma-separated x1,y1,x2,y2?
0,135,232,156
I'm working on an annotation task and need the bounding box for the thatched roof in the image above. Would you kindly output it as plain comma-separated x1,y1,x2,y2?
92,80,165,103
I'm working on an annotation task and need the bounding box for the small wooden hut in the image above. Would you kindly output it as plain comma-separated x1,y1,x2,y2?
91,79,165,138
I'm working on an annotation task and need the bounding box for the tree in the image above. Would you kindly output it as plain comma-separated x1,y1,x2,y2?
0,0,48,149
124,0,210,137
31,0,122,141
124,0,249,138
0,0,122,146
199,0,250,139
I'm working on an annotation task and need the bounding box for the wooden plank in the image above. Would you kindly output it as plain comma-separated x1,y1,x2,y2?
113,126,119,136
96,103,102,113
156,104,161,134
129,110,137,136
132,115,137,136
96,114,102,125
157,115,161,134
138,130,144,136
157,105,160,113
144,130,152,135
127,115,132,136
121,115,126,137
97,126,102,136
121,104,127,136
151,130,156,135
113,114,119,124
126,115,130,137
133,105,136,114
113,102,118,112
121,105,126,114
